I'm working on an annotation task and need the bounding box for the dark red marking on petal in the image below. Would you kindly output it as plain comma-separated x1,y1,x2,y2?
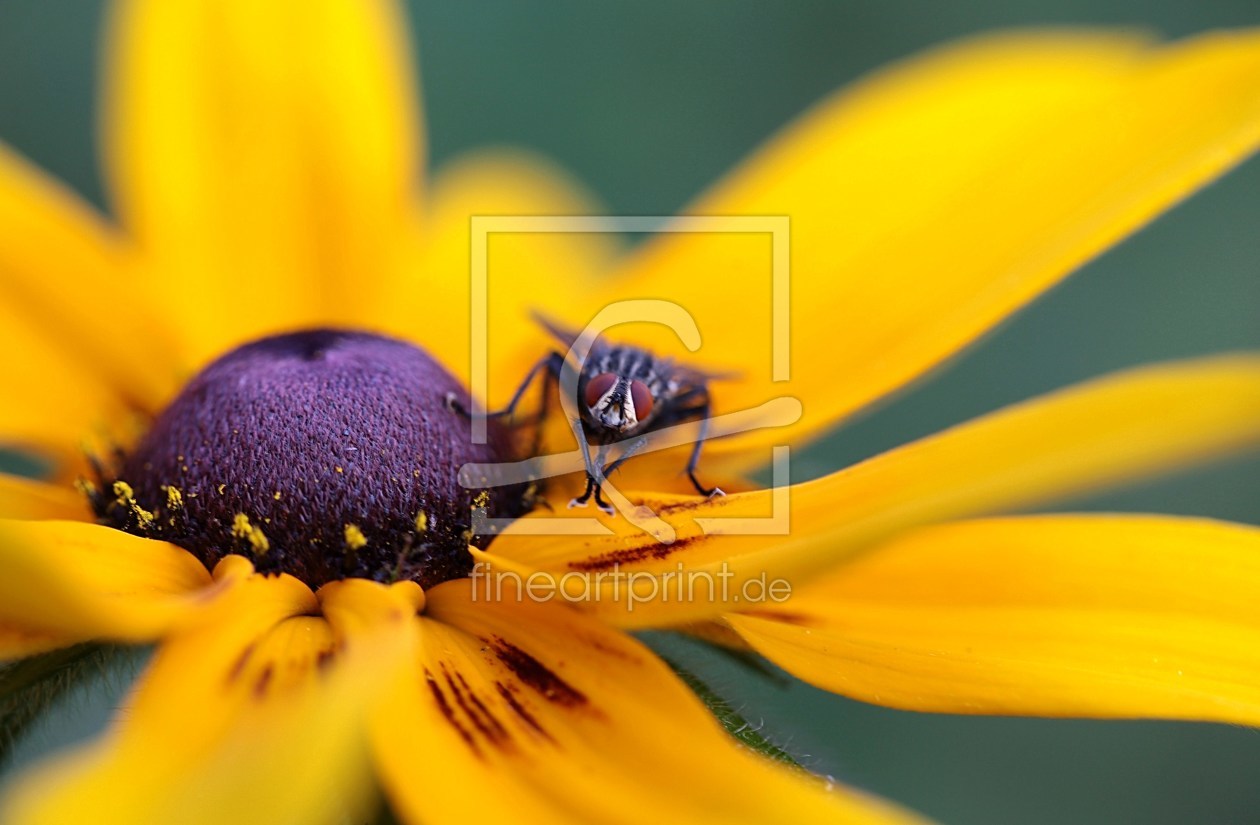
491,680,551,745
253,664,274,699
454,670,512,744
425,667,480,757
738,609,818,627
494,681,555,743
565,535,703,572
226,642,257,685
442,663,510,745
578,636,642,664
654,495,733,516
315,647,337,672
489,637,586,708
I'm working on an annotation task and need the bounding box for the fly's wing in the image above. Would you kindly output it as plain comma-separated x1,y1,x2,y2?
531,311,582,350
655,360,743,426
531,311,604,409
533,310,740,384
669,361,741,390
531,311,609,368
655,361,711,415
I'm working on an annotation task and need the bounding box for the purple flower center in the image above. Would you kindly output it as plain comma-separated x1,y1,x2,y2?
95,330,527,589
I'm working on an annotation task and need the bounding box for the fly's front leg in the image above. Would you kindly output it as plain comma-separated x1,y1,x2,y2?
568,474,597,509
569,442,614,515
590,483,615,516
588,435,649,514
601,436,649,480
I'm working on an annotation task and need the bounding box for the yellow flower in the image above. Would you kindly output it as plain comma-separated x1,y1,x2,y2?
2,1,1260,823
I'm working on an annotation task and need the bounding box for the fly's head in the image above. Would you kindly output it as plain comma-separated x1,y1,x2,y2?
578,345,665,439
581,371,655,437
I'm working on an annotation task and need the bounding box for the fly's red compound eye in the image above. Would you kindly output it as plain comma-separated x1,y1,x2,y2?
584,372,618,407
629,380,654,420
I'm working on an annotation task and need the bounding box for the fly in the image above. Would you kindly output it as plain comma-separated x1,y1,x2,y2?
455,316,725,514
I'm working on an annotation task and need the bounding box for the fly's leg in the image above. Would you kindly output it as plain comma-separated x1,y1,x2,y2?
591,484,614,514
446,352,564,458
685,400,724,498
641,384,721,497
568,439,601,509
445,352,563,424
601,436,649,480
569,474,597,508
569,442,615,515
589,436,649,514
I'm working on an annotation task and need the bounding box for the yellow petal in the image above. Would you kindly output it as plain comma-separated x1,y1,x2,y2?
0,627,78,660
575,30,1260,470
0,475,90,521
0,144,176,409
381,150,617,394
729,515,1260,725
485,354,1260,627
0,520,212,649
0,300,133,470
103,0,422,365
1,568,399,825
369,577,931,825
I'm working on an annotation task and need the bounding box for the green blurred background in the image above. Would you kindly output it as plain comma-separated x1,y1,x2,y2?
1,1,1258,823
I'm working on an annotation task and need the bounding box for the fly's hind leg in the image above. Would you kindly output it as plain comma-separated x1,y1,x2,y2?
446,352,563,424
446,352,563,458
684,400,724,498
